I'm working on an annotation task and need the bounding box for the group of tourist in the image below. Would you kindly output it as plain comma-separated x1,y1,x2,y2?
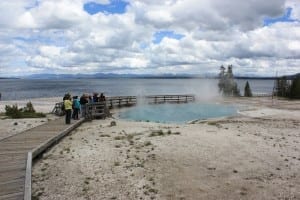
63,92,106,124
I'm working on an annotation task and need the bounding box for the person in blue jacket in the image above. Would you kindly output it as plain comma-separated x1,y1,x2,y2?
72,96,81,120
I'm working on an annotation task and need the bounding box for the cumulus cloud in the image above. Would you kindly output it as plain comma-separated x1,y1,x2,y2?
286,0,300,20
0,0,299,77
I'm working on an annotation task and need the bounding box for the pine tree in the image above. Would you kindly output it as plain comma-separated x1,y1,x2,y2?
289,76,300,99
218,65,240,97
218,65,226,93
276,77,290,97
244,81,252,97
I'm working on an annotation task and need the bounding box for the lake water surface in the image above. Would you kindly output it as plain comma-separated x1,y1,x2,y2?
0,78,275,100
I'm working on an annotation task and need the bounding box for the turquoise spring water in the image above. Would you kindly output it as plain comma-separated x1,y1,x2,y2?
119,103,238,123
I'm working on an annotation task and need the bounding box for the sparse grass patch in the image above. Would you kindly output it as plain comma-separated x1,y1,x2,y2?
149,188,158,194
114,135,125,140
207,121,218,126
114,133,136,141
63,146,71,153
144,141,152,146
41,167,47,172
99,134,110,137
126,134,135,140
32,186,45,200
149,129,181,137
149,130,163,137
157,130,164,136
148,177,154,182
32,191,43,200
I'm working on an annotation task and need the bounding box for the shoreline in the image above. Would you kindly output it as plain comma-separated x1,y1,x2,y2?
0,97,61,140
0,97,62,113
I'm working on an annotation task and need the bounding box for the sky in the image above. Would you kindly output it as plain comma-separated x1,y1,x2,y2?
0,0,299,77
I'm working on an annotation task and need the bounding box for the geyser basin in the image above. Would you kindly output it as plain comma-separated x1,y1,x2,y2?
119,103,238,123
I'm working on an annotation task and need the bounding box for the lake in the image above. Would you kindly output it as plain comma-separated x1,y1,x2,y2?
0,78,275,100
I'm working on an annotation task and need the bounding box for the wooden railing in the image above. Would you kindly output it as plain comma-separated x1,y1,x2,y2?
146,94,195,104
85,102,108,120
53,94,195,119
51,102,65,116
106,96,137,108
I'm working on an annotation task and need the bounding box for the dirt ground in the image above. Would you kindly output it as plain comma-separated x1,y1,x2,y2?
29,97,300,200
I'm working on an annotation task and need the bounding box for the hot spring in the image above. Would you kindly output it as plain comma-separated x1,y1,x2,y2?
119,103,238,124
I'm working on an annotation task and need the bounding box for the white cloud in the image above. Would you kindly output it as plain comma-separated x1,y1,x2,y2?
0,0,299,77
286,0,300,20
0,1,30,28
20,0,88,29
82,0,110,4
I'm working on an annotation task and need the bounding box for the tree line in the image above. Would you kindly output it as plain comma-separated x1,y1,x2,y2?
218,65,300,99
275,75,300,99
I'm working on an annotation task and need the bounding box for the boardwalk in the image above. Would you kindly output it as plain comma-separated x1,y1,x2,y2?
0,117,84,200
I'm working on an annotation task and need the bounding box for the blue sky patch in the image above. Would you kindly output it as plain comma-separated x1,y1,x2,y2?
84,0,129,15
139,42,148,49
153,31,185,44
264,8,297,26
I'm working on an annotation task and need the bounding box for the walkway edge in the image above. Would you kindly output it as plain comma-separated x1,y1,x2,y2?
24,119,85,200
24,152,32,200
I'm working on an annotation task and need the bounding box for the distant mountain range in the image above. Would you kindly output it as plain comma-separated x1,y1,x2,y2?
1,72,299,79
16,73,215,79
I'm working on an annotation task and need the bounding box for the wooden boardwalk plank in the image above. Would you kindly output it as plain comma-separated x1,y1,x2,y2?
0,146,37,152
0,170,25,182
0,178,24,197
0,154,26,160
4,131,61,140
0,192,24,200
0,117,84,200
0,151,28,155
0,160,26,169
0,162,26,173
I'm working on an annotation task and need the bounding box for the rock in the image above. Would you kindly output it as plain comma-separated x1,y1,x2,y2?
13,122,18,126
